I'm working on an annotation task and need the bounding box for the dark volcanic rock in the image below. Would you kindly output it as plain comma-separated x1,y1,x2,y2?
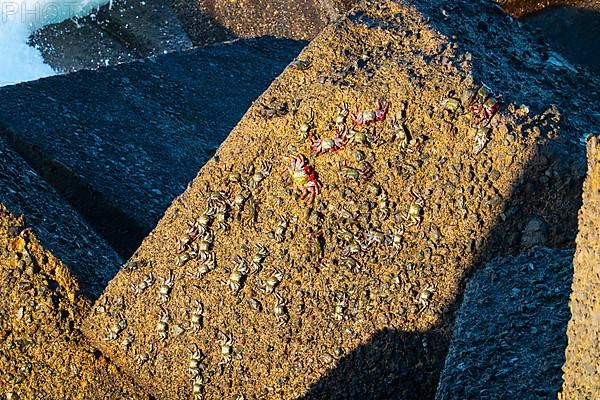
0,137,121,299
0,37,305,258
436,247,574,400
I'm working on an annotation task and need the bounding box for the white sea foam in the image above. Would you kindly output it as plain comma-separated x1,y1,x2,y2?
0,0,109,86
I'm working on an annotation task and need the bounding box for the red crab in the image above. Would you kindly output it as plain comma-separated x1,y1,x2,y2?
468,85,502,126
351,98,390,126
283,154,321,202
309,127,348,155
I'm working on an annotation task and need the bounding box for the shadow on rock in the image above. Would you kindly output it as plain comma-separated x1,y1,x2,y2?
300,327,447,400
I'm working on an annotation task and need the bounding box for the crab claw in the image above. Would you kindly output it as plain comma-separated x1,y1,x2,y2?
350,107,365,126
374,98,390,121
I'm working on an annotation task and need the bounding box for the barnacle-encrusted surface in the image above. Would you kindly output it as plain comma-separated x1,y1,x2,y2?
83,1,587,398
0,207,147,399
560,135,600,399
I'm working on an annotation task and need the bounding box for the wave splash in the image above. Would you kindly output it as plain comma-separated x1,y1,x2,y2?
0,0,109,86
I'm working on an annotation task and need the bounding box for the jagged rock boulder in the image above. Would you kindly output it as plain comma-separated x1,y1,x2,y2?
435,247,574,399
80,0,595,398
0,137,121,298
560,135,600,399
0,207,147,399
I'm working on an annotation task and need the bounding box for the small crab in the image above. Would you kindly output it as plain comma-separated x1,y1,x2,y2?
339,161,374,182
346,126,369,145
310,127,348,155
104,314,127,341
473,126,491,155
214,202,229,231
417,284,435,312
283,154,321,203
351,98,390,126
131,272,154,294
467,84,502,126
251,243,269,272
335,102,350,126
191,375,205,400
262,269,284,294
156,307,170,341
274,216,288,242
223,255,248,294
289,59,312,70
218,333,233,365
273,293,290,326
403,190,424,227
190,301,204,332
249,161,272,189
257,99,288,119
157,270,174,302
189,344,204,376
297,109,315,141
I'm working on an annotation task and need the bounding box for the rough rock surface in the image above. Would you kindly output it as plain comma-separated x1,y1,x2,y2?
435,247,574,400
0,208,147,399
0,137,121,299
32,0,192,73
81,0,595,398
173,0,355,44
0,37,304,258
560,135,600,399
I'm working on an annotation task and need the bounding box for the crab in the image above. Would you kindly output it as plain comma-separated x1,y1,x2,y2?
273,293,290,326
339,161,374,182
402,190,424,227
309,127,348,155
351,98,390,126
283,154,321,203
223,255,248,294
218,333,233,365
156,307,170,341
189,344,204,376
297,109,315,141
335,102,350,126
467,84,502,126
157,270,174,302
190,301,204,332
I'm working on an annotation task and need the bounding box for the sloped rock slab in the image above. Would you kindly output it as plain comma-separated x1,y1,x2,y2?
435,247,574,399
33,0,192,73
0,208,147,399
560,135,600,399
79,0,593,398
0,37,305,257
0,137,121,299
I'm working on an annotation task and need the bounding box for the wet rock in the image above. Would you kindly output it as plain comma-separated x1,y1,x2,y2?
32,0,193,73
560,135,600,399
